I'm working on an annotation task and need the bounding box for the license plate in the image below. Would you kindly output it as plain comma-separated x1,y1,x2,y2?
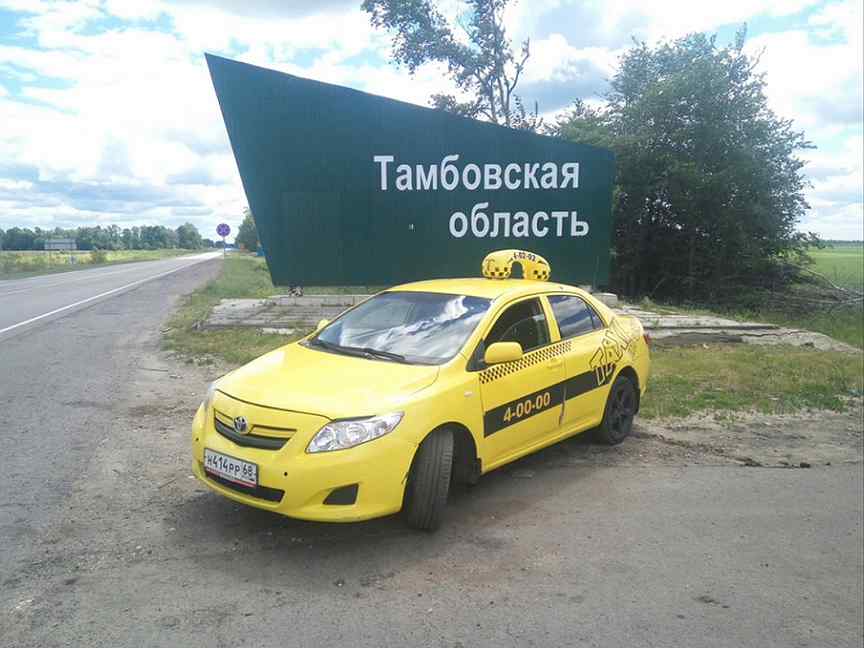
204,449,258,487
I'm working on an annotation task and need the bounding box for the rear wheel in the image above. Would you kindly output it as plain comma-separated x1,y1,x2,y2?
403,428,454,531
594,375,637,445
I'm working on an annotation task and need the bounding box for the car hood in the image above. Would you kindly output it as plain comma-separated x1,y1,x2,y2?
216,342,440,419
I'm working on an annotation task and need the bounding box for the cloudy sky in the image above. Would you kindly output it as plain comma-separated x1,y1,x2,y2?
0,0,861,240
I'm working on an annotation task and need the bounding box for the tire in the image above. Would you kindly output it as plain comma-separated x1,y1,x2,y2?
403,428,454,531
594,375,637,445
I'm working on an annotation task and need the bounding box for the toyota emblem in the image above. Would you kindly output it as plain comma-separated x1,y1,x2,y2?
233,416,249,435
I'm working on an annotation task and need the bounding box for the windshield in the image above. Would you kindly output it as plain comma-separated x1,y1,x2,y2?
309,291,491,365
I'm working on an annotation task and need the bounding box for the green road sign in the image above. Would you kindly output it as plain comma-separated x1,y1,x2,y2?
207,54,615,287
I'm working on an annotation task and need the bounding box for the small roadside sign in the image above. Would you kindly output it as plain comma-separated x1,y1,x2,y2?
217,223,231,256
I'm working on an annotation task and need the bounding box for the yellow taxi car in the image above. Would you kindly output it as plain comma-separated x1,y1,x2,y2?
192,250,650,530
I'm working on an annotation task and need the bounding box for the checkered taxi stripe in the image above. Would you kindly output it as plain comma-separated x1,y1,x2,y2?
483,264,550,281
479,339,572,384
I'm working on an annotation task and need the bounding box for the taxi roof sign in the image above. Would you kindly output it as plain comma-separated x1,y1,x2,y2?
482,250,550,281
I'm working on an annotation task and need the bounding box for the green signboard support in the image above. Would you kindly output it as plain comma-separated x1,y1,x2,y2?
207,54,615,287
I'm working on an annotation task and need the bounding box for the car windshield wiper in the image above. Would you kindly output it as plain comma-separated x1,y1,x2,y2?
355,347,408,363
310,339,406,363
309,338,366,357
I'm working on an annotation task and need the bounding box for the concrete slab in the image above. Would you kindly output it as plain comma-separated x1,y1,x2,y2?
594,292,619,307
204,297,360,329
202,295,860,353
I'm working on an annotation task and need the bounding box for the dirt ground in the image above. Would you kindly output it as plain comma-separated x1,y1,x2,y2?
639,406,863,467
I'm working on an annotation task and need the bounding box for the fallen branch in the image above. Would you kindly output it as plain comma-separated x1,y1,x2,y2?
800,267,864,297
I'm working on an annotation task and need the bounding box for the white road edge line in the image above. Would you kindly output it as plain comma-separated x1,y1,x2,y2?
0,257,213,337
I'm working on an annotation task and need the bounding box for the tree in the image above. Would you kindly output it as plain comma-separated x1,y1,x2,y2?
551,30,813,303
235,209,259,251
2,227,37,250
176,222,203,249
122,227,141,250
138,225,177,249
74,225,122,250
0,228,4,250
362,0,540,130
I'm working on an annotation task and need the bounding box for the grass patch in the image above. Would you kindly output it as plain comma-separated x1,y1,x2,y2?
163,255,292,365
641,345,863,419
166,327,292,366
0,248,192,279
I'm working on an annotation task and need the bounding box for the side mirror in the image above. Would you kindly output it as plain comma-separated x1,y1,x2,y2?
484,341,523,365
316,318,330,331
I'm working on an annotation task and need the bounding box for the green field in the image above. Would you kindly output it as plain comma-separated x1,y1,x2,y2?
0,248,193,279
809,243,863,289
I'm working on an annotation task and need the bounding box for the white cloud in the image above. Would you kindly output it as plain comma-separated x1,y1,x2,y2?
0,178,32,190
167,4,376,60
741,1,863,239
524,34,619,84
803,201,864,240
102,0,166,21
623,0,819,41
17,0,104,37
745,32,862,132
801,135,864,239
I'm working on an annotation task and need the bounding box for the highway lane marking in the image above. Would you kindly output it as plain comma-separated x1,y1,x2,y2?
0,257,215,337
0,255,211,297
0,258,159,289
0,266,152,297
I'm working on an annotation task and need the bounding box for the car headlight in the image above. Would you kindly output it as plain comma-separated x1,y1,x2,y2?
307,413,403,453
201,381,217,412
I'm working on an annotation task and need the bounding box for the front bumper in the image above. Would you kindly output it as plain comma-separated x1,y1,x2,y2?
191,404,418,522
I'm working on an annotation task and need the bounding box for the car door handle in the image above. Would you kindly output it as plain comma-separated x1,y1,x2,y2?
547,357,563,369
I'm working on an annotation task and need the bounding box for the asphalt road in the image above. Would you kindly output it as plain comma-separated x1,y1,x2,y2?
0,252,219,340
0,256,861,647
0,256,222,578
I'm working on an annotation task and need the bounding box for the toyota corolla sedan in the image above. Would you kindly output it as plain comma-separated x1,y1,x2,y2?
192,250,650,530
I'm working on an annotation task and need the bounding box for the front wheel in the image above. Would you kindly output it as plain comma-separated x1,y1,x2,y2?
594,375,637,445
403,428,454,531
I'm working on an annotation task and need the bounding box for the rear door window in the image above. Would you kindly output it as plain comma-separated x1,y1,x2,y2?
548,294,602,339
